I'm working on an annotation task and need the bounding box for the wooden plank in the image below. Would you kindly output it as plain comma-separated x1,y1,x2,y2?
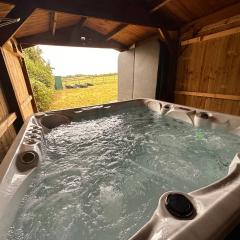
182,2,240,34
20,95,32,109
0,113,17,139
0,125,16,162
175,91,240,101
0,0,36,46
109,25,158,47
0,49,23,130
176,30,240,116
4,45,20,57
181,14,240,41
2,42,34,120
49,11,58,36
175,95,240,116
105,24,128,40
181,26,240,46
0,79,17,156
0,44,18,161
3,42,24,58
84,18,120,35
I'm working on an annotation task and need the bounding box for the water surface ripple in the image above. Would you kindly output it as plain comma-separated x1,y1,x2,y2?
7,107,240,240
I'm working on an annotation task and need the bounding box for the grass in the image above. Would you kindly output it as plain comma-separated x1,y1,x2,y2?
49,74,118,110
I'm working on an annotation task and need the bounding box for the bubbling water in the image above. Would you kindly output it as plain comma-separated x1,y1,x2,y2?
7,106,240,240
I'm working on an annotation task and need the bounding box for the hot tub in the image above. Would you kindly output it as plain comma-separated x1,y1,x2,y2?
0,99,240,240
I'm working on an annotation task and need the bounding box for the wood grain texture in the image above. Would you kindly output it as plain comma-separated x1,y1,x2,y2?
0,2,13,17
112,25,158,46
84,17,120,35
1,0,240,47
182,2,240,33
0,113,16,138
2,42,34,120
0,128,16,163
0,82,16,163
175,30,240,115
175,91,240,101
181,26,240,46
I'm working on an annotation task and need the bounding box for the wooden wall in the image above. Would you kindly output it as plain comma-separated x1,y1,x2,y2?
2,41,35,120
175,19,240,115
0,40,35,162
0,84,16,161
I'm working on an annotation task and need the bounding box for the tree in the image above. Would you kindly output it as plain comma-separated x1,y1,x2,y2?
23,47,54,111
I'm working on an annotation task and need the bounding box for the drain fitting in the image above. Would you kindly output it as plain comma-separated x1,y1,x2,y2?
16,151,39,172
165,193,195,219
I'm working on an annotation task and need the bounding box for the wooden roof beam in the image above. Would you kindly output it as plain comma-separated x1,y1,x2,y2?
49,11,58,36
0,0,36,46
104,1,174,42
158,28,170,44
34,0,174,29
158,28,179,54
77,17,87,28
105,24,128,41
0,0,18,4
18,24,128,51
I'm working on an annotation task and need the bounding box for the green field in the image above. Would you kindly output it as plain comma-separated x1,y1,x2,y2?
49,74,118,110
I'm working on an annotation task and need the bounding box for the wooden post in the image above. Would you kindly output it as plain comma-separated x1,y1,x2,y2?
157,31,179,102
167,38,178,102
18,42,38,112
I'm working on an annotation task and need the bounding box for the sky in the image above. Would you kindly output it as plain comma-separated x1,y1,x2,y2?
39,45,120,76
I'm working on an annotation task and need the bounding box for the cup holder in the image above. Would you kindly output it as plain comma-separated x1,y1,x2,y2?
164,104,171,110
194,112,212,128
196,112,210,119
160,104,172,115
16,151,39,172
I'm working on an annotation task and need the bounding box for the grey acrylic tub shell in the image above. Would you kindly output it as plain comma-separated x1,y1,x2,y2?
0,99,240,240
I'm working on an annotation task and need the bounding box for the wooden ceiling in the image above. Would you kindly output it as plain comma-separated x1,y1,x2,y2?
0,0,239,50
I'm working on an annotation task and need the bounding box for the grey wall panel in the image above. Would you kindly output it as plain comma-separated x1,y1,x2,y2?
118,39,160,101
133,40,160,99
118,49,135,101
